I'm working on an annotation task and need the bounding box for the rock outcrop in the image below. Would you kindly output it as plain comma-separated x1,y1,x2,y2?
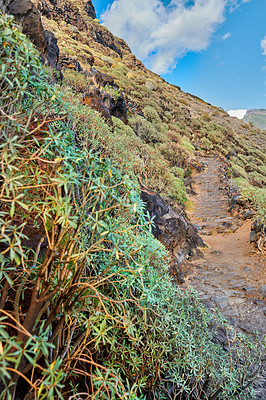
83,88,128,123
250,218,266,252
44,30,59,66
84,0,96,19
141,189,204,282
1,0,46,52
36,0,131,57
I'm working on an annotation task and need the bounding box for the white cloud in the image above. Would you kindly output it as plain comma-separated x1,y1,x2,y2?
102,0,228,74
227,109,247,119
261,35,266,56
222,32,231,40
229,0,251,12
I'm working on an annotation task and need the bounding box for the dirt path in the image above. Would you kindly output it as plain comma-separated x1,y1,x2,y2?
188,157,266,333
187,157,266,397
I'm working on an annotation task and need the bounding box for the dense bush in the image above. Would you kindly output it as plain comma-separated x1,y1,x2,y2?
0,15,265,400
129,115,161,143
143,105,161,126
159,142,189,168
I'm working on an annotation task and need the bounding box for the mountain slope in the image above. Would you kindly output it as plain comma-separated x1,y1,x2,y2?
2,0,265,211
243,109,266,130
0,3,265,399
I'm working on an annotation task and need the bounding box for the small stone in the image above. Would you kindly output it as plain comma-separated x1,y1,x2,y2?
254,299,265,306
259,284,266,296
250,231,258,243
196,265,203,270
243,286,256,292
210,250,222,256
239,321,255,334
210,295,228,309
243,210,254,220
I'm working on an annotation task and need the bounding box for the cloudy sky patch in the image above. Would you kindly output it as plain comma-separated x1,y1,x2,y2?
261,35,266,56
95,0,266,110
102,0,227,74
222,32,231,40
227,109,247,119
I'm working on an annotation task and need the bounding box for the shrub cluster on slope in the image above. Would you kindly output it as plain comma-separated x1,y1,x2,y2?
0,15,265,400
37,1,266,215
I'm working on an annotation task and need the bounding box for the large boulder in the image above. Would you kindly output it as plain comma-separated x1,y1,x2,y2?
44,30,59,67
102,92,128,121
1,0,46,52
83,86,128,124
140,189,204,282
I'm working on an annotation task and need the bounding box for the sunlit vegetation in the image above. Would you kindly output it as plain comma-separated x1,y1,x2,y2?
1,15,265,400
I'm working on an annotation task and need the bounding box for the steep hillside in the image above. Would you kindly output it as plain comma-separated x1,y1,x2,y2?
33,0,266,213
0,2,266,399
4,0,265,214
243,109,266,130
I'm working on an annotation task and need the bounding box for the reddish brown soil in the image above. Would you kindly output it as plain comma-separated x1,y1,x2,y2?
187,157,266,335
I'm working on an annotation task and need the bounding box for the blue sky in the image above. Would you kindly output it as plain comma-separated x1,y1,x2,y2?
93,0,266,112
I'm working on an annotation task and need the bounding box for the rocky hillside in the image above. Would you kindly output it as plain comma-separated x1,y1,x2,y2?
0,1,265,399
2,0,265,210
243,109,266,130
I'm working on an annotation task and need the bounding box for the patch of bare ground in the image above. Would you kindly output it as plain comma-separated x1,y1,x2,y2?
187,156,266,398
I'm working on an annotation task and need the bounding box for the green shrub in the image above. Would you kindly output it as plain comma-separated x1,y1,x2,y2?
159,142,189,167
166,130,182,143
1,15,264,400
181,138,195,153
143,105,161,126
171,166,185,178
234,178,266,216
129,115,161,143
63,69,88,92
103,84,122,99
249,172,266,186
201,137,213,150
143,98,163,114
111,64,128,77
230,163,248,179
164,110,172,121
178,98,189,106
201,112,212,122
208,129,225,144
131,90,143,99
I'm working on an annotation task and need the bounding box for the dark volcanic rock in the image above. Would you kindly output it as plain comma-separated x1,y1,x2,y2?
243,209,254,220
83,90,111,122
250,217,265,251
84,0,96,19
83,88,128,123
90,69,115,87
102,92,128,121
36,0,131,57
250,231,258,243
44,30,59,66
89,25,124,57
3,0,46,52
210,295,229,309
38,0,88,31
59,55,83,72
140,189,204,282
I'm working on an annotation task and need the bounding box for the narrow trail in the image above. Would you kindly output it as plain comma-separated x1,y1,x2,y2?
187,157,266,334
187,157,266,398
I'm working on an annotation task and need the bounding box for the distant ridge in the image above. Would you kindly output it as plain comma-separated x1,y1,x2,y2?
243,109,266,129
